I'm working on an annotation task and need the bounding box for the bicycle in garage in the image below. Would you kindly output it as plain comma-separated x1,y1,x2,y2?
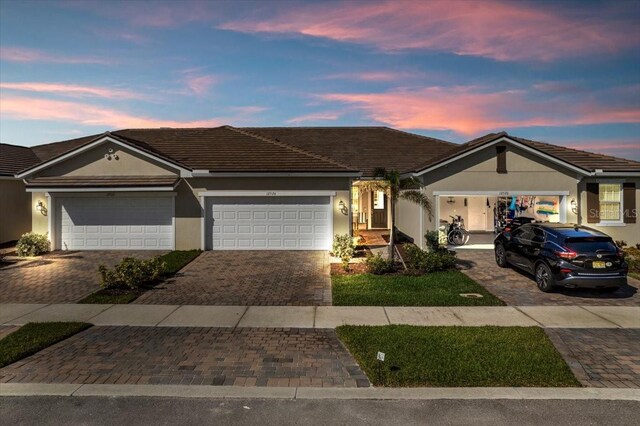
447,215,470,246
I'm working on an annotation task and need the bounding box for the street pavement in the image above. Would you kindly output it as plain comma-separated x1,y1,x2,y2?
1,396,639,425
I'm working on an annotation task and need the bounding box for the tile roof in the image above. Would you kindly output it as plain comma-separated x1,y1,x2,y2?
9,127,640,177
411,132,640,173
0,143,40,176
243,127,456,176
27,127,355,174
115,126,354,172
24,175,179,188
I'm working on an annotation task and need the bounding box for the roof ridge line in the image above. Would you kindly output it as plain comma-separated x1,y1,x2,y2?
510,135,640,166
381,127,457,146
226,126,356,171
0,142,36,149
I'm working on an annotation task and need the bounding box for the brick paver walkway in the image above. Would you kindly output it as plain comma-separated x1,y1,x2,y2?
135,251,331,306
456,250,639,306
0,251,164,304
0,326,369,387
546,328,640,388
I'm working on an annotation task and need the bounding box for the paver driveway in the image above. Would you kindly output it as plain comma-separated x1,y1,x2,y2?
0,326,369,387
546,328,640,388
0,251,164,304
456,249,639,306
135,251,331,306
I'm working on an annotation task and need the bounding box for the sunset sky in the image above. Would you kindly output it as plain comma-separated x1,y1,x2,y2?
1,0,639,159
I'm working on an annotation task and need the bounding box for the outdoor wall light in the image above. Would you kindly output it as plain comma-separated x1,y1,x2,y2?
338,200,349,215
35,200,47,216
446,197,456,205
570,198,578,214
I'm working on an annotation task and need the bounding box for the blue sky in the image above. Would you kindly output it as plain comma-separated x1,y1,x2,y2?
1,0,639,159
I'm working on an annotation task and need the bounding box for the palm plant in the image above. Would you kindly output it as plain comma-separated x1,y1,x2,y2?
357,168,432,261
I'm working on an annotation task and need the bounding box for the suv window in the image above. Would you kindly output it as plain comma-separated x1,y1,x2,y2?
529,227,545,243
565,237,617,253
512,225,534,241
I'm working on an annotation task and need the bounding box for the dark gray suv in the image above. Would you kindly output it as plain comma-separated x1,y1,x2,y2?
494,223,628,292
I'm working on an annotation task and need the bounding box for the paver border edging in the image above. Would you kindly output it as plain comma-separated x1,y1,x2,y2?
0,383,638,401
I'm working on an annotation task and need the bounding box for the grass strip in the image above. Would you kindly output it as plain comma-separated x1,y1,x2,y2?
337,325,580,387
332,271,504,306
0,322,92,368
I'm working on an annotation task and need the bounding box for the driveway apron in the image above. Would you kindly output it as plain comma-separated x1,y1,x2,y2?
135,251,332,306
455,249,639,306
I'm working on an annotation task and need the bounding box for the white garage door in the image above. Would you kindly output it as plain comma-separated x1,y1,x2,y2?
57,196,174,250
207,196,331,250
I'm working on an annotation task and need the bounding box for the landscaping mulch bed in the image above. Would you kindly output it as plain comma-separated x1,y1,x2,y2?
331,263,369,275
78,250,202,304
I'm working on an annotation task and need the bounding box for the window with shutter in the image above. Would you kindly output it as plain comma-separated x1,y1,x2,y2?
599,183,622,222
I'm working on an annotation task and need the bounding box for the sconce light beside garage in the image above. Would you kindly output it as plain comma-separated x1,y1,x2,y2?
570,198,578,214
446,197,456,205
35,200,47,216
338,200,349,215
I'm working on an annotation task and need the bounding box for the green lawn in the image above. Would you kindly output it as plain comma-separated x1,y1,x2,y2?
160,250,202,276
78,250,202,304
0,322,92,368
332,271,504,306
336,325,580,387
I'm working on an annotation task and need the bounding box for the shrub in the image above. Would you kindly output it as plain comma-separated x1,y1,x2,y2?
16,232,50,257
99,257,165,290
404,244,457,274
332,234,356,271
424,231,449,253
364,253,395,275
424,231,440,252
616,240,627,248
624,247,640,274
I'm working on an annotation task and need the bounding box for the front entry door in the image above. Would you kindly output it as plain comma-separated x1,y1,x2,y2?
371,190,388,228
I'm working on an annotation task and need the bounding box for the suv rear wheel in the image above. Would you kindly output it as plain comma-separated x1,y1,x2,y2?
495,244,508,268
535,262,555,292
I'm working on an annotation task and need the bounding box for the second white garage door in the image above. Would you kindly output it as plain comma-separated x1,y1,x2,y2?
56,196,174,250
207,196,331,250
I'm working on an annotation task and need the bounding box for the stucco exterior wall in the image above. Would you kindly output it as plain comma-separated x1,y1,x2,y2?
402,145,582,248
578,177,640,245
38,142,177,177
0,179,32,243
395,195,422,244
31,192,48,236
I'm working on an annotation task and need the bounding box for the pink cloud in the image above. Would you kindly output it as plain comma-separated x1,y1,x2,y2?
0,82,145,100
0,46,110,64
323,71,420,82
230,106,269,114
184,74,218,96
220,0,639,62
286,112,340,124
1,96,223,129
65,0,219,28
317,86,640,135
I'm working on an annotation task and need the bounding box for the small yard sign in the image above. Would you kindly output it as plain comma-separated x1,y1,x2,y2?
377,351,385,362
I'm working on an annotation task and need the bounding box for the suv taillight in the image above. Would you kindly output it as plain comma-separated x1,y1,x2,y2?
555,248,578,260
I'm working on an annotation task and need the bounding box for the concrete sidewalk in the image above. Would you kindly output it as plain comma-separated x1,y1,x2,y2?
1,383,638,401
1,303,638,329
